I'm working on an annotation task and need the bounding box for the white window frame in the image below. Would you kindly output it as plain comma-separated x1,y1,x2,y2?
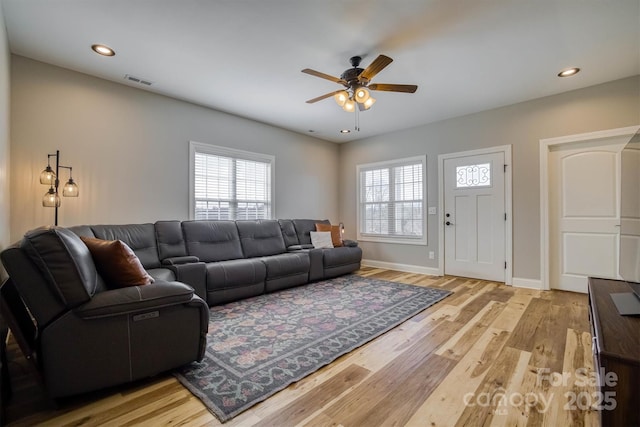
356,155,427,245
189,141,275,220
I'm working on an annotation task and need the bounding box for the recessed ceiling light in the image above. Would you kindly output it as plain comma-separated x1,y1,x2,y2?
558,67,580,77
340,129,351,134
91,44,115,57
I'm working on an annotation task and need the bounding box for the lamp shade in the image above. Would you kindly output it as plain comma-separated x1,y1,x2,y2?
62,178,79,197
362,97,376,110
354,87,370,103
43,187,60,207
342,99,356,112
40,166,56,185
334,90,349,107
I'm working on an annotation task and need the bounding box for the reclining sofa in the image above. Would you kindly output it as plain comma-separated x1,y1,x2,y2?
0,218,361,398
66,218,361,306
150,218,363,305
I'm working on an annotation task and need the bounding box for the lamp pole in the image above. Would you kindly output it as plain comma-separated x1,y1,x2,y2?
53,150,59,226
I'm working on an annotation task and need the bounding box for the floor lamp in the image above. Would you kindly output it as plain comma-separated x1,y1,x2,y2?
40,150,79,226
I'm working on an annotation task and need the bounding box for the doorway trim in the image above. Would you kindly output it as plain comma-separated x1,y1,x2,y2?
539,125,640,291
438,145,512,285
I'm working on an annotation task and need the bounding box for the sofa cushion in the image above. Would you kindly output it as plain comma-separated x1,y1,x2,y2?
76,280,194,319
262,252,311,293
182,220,244,262
91,224,161,269
21,227,100,307
292,219,330,245
80,237,154,288
205,258,266,291
278,220,299,247
260,252,310,279
315,223,343,247
155,220,187,260
237,220,286,258
322,246,363,268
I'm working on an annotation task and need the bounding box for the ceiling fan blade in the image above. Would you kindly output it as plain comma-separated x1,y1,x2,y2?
301,68,346,85
306,90,344,104
369,83,418,93
359,55,393,81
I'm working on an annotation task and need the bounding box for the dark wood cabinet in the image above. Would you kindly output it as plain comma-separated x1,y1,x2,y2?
588,277,640,427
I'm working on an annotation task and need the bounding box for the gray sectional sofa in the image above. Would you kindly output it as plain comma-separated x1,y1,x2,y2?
0,218,361,398
70,218,362,306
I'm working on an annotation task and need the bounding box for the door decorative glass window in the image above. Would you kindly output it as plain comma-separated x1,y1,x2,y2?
456,163,491,188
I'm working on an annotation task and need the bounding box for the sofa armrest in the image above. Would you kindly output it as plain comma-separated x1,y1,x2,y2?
75,281,195,319
343,239,358,247
162,256,200,265
166,262,207,302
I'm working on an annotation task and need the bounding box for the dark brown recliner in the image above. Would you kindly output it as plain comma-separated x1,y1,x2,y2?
0,227,209,398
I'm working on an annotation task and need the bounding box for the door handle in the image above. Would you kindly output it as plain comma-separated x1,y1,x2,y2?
446,221,454,226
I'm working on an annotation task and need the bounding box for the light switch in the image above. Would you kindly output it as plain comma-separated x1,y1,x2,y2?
428,207,437,215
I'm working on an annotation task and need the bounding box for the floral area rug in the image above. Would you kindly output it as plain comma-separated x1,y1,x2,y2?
174,274,452,422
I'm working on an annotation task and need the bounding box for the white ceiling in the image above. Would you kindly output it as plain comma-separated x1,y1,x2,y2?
2,0,639,143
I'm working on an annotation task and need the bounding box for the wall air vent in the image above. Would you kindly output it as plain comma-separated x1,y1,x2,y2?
124,74,153,86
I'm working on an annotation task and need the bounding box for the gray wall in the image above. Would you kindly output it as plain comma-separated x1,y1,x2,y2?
339,76,640,281
0,4,10,280
10,56,339,242
8,52,640,282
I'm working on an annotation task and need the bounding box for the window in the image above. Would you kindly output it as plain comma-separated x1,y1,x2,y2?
189,142,274,220
456,163,491,188
357,156,426,244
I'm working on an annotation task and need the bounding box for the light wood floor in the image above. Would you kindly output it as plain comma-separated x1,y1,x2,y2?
4,268,599,426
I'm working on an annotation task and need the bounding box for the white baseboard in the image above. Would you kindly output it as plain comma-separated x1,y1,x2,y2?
361,259,441,276
512,277,543,290
361,261,543,289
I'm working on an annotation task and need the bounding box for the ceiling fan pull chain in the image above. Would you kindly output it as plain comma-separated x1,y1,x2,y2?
355,104,360,131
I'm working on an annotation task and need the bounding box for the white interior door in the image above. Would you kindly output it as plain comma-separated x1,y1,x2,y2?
549,140,626,293
444,152,505,281
620,142,640,282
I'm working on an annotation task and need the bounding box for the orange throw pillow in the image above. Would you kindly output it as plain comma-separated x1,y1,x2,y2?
80,236,154,288
315,223,343,247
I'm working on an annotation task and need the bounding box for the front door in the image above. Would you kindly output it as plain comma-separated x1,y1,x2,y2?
549,139,626,292
444,152,506,281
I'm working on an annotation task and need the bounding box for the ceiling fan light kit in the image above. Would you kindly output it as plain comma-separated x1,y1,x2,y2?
354,87,370,103
363,97,376,109
334,90,349,107
302,54,418,114
333,87,374,111
343,99,356,112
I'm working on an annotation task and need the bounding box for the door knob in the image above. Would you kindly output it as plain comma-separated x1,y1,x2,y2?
446,221,454,226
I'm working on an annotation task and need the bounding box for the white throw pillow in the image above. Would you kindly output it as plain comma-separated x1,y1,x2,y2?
310,231,334,249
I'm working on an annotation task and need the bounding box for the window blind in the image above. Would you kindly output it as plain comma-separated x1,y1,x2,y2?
192,146,272,220
358,158,424,240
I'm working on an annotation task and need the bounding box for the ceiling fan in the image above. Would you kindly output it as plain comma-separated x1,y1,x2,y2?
302,54,418,112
